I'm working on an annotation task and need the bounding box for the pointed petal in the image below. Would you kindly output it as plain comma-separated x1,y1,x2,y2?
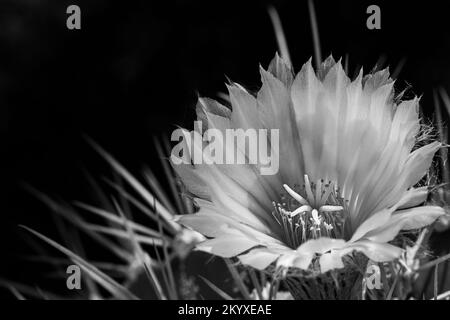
267,53,294,87
317,55,337,81
228,84,261,130
363,68,393,93
363,206,445,243
196,97,232,131
258,67,304,186
297,237,346,254
397,187,429,209
195,236,260,258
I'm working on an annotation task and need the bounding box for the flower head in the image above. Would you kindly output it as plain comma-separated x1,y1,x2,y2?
173,54,444,274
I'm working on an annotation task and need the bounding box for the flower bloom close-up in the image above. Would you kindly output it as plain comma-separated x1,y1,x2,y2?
173,54,445,298
6,0,450,304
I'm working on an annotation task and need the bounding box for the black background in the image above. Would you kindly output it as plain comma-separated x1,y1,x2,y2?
3,0,450,297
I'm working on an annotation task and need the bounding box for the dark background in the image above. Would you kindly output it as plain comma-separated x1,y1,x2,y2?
3,0,450,297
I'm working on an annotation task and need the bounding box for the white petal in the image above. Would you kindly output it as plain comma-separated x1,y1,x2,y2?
363,206,445,243
258,67,304,186
196,97,232,131
397,187,429,209
341,240,403,262
267,53,294,86
349,208,393,243
297,237,346,254
195,236,260,258
194,162,277,233
238,248,282,270
363,68,393,93
319,251,344,273
382,142,440,207
276,251,314,270
228,84,261,131
178,206,286,248
172,163,210,200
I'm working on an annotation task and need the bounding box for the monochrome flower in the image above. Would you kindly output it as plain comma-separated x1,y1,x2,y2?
173,54,444,275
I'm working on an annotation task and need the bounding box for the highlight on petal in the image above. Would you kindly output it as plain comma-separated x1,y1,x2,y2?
397,186,429,209
297,237,346,254
238,248,283,270
276,250,314,271
319,251,344,273
340,240,404,263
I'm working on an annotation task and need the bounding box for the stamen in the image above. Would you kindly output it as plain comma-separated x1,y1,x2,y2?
283,184,308,205
311,209,321,225
291,205,312,216
319,205,343,212
324,222,333,231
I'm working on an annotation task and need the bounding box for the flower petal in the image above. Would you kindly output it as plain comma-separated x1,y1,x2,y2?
276,251,314,270
228,84,261,131
258,67,304,186
297,237,346,254
349,208,393,243
319,251,344,273
238,248,282,270
396,186,429,209
267,53,294,87
341,240,403,262
195,236,260,258
363,206,445,243
178,202,286,248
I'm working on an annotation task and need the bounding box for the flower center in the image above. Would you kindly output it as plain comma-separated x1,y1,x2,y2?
272,175,345,248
